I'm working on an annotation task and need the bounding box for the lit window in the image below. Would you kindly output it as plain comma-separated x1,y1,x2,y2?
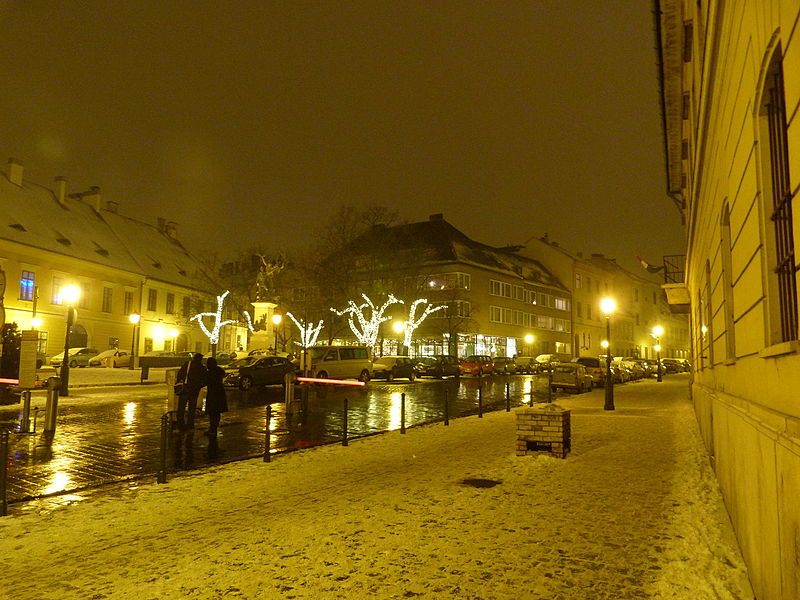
20,270,35,301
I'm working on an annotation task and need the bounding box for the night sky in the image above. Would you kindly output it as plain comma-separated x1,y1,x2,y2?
0,1,685,271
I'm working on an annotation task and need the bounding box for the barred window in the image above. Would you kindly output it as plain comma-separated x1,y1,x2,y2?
102,287,113,312
761,52,797,343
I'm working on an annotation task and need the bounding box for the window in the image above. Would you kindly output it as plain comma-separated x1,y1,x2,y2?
760,51,797,343
52,276,63,304
720,203,736,359
166,293,175,314
575,273,581,289
586,304,592,320
183,296,191,316
576,302,582,318
124,291,134,315
490,280,511,297
20,270,35,301
147,289,158,311
536,315,554,330
144,337,154,354
513,285,526,301
102,287,113,312
554,297,569,311
489,306,512,324
634,288,639,302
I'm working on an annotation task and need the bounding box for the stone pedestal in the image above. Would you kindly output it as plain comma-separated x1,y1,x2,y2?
516,403,571,458
250,301,278,351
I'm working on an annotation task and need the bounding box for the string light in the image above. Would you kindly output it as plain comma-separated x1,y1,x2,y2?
286,313,324,348
401,298,445,348
331,293,402,350
191,290,237,344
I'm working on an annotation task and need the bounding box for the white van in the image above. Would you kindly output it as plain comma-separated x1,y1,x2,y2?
307,346,372,382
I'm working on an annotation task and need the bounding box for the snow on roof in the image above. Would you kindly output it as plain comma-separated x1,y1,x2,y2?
0,170,214,292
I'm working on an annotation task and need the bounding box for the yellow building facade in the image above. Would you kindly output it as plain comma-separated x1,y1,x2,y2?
657,2,800,598
0,159,219,365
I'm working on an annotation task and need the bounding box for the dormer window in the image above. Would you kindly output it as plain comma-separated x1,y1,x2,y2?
9,223,26,232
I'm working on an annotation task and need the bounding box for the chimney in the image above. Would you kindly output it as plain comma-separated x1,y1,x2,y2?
6,158,23,186
81,186,102,211
165,220,177,238
54,176,67,206
429,213,443,221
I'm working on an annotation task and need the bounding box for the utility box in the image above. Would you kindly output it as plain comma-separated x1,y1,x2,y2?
516,403,571,458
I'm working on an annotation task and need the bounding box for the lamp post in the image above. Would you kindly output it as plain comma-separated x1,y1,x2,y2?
59,285,80,397
652,325,664,382
600,297,616,411
128,314,140,370
272,313,282,354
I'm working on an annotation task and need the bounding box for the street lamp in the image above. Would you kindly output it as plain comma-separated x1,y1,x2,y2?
128,314,140,370
652,325,664,382
393,319,406,355
524,333,534,354
600,297,616,411
59,285,80,397
272,313,282,354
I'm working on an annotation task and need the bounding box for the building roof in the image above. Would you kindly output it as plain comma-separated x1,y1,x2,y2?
0,161,215,292
352,216,568,291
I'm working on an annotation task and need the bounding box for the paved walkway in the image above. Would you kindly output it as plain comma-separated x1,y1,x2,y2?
0,375,754,599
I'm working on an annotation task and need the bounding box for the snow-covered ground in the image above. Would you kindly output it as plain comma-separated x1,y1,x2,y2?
1,377,753,599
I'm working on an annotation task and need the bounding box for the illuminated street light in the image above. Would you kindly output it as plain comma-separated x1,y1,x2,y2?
393,319,406,355
128,314,140,370
524,333,534,355
59,285,80,397
30,317,42,329
272,313,282,354
600,297,616,411
652,325,664,382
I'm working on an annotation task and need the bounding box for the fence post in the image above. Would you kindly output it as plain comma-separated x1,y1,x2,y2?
401,392,406,434
264,403,272,463
444,388,449,426
342,398,349,446
478,384,483,418
0,429,8,516
157,413,168,484
506,382,511,412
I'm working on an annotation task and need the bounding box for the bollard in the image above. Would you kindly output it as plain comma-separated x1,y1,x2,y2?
283,372,293,405
342,398,349,446
506,382,511,412
444,388,449,426
0,429,8,516
478,385,483,418
400,393,406,434
20,390,32,433
141,365,150,383
44,377,61,434
264,404,272,463
157,413,168,483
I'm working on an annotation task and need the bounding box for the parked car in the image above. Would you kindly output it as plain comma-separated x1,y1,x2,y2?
307,345,372,382
535,353,573,366
492,356,517,375
143,351,176,358
459,355,494,376
88,349,130,368
550,362,593,393
221,356,259,385
633,359,654,378
572,356,606,386
227,355,296,391
661,358,684,374
413,355,461,379
371,356,416,381
514,356,539,374
617,358,645,380
50,347,99,368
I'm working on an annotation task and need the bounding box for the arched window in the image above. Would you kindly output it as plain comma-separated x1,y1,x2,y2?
759,48,797,344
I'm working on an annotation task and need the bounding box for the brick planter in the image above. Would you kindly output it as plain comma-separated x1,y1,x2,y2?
516,403,571,458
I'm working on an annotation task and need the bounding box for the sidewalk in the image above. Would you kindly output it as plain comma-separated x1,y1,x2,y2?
0,377,754,600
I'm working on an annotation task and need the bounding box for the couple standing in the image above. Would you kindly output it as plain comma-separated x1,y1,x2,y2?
176,353,228,436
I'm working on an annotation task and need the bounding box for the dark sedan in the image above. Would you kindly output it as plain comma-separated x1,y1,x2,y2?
413,355,461,379
225,356,295,391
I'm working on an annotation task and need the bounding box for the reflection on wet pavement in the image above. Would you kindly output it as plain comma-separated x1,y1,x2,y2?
1,375,556,509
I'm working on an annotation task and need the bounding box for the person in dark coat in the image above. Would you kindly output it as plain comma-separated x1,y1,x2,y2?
204,356,228,436
176,353,207,430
